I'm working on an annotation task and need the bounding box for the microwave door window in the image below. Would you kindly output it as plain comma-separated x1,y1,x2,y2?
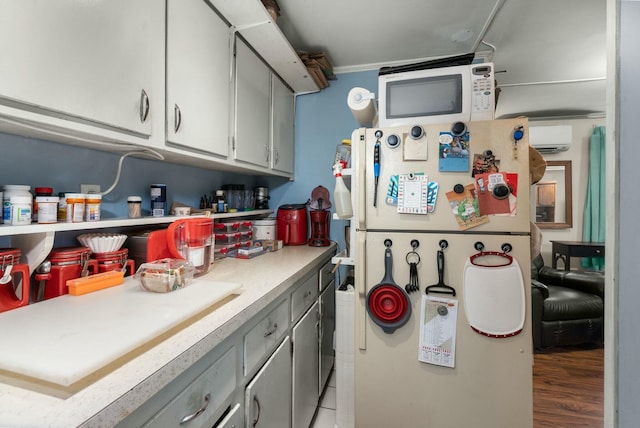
387,75,462,118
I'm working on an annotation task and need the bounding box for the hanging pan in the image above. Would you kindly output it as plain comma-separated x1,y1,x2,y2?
462,243,525,338
366,241,411,334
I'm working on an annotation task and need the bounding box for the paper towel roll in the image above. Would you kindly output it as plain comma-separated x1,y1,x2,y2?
347,87,377,126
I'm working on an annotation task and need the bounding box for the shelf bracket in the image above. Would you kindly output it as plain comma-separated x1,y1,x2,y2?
12,231,55,273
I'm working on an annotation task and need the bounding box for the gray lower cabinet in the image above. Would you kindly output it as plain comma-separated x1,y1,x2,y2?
292,302,320,428
245,336,292,428
141,346,237,428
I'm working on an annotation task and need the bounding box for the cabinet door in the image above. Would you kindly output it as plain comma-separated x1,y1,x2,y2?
234,38,271,168
0,0,154,136
271,76,295,174
167,0,229,157
245,336,291,428
292,302,319,428
319,282,335,394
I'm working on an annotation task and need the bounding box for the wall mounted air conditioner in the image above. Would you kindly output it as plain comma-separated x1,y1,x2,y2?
529,125,572,154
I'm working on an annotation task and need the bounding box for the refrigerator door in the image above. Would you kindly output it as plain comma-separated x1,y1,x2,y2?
355,231,532,427
357,118,531,233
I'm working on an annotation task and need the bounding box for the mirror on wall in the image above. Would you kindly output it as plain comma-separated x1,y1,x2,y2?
534,160,573,229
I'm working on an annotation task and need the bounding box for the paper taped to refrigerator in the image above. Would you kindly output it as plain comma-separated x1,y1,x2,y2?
419,295,458,368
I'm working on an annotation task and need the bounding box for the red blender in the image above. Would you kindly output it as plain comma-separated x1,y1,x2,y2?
308,186,331,247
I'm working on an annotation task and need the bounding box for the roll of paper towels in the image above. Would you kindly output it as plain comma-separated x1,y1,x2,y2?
347,87,377,126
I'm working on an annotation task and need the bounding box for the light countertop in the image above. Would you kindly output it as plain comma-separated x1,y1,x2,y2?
0,244,336,427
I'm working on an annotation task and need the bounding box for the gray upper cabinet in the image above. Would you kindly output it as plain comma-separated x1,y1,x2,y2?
0,0,158,137
166,0,230,157
234,38,271,169
271,76,295,175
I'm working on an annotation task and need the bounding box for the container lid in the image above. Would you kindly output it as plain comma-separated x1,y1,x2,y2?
65,193,85,199
34,187,53,194
128,196,142,202
341,139,352,145
35,196,60,202
2,185,30,191
0,248,21,259
85,193,102,200
254,218,276,225
49,246,92,263
9,196,32,203
92,248,129,260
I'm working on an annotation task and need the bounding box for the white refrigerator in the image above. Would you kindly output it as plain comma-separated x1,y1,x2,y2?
351,118,533,427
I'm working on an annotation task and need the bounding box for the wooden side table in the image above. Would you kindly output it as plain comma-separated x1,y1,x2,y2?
550,240,605,271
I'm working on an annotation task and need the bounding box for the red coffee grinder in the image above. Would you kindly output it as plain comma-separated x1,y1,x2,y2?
308,186,331,247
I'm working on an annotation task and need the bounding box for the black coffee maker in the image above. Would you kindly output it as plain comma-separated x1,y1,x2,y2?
254,187,270,209
308,186,331,247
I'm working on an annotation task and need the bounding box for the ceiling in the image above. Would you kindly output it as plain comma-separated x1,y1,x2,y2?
274,0,607,119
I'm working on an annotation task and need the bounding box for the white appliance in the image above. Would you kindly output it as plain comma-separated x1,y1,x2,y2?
529,124,573,153
378,58,495,128
350,118,533,427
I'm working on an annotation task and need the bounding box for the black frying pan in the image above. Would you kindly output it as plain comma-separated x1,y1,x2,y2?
366,244,412,334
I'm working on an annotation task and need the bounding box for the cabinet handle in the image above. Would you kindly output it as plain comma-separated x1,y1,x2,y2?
174,104,182,133
274,149,279,165
264,145,270,162
263,322,278,337
179,392,210,424
139,89,150,123
252,395,261,427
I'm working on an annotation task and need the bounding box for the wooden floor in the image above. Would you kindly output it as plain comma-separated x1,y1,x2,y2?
533,346,604,427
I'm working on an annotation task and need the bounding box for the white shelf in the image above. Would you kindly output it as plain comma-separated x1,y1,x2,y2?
332,249,354,266
210,0,319,94
0,210,273,237
2,209,273,272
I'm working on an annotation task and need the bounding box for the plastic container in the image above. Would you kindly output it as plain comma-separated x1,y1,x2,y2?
36,196,60,224
334,139,352,169
215,232,241,245
128,196,142,218
253,218,277,240
10,196,32,225
2,185,31,224
33,187,53,223
67,271,125,296
57,191,69,222
65,193,85,223
214,221,240,233
84,193,102,221
136,258,195,293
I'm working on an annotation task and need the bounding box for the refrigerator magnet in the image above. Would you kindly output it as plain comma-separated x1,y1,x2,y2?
439,131,470,172
397,173,429,214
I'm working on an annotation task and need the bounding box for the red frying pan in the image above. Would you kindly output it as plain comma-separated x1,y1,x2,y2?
366,244,412,334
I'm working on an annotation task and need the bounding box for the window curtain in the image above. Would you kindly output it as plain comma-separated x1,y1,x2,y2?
581,125,606,271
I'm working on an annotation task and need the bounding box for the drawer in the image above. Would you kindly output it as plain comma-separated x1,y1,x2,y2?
143,346,236,428
291,272,318,322
244,299,289,376
318,259,335,291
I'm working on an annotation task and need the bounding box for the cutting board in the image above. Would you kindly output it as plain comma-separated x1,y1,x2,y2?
0,278,241,387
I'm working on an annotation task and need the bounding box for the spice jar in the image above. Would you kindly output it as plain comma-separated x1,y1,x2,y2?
128,196,142,218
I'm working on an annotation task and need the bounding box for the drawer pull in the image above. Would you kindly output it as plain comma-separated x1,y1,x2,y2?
179,393,210,424
263,323,278,337
252,395,261,427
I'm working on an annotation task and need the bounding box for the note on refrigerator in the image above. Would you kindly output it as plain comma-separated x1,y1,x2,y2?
419,295,458,368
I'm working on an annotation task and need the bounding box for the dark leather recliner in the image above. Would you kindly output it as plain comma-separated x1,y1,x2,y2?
530,254,604,349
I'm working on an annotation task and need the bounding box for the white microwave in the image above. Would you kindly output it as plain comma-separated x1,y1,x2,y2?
378,62,496,127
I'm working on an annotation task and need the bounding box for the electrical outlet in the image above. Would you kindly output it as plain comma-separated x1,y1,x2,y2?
80,184,101,194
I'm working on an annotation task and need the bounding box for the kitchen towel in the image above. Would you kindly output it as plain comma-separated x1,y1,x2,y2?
347,87,377,126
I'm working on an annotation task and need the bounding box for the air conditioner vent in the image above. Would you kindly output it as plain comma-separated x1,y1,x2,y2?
529,125,572,154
